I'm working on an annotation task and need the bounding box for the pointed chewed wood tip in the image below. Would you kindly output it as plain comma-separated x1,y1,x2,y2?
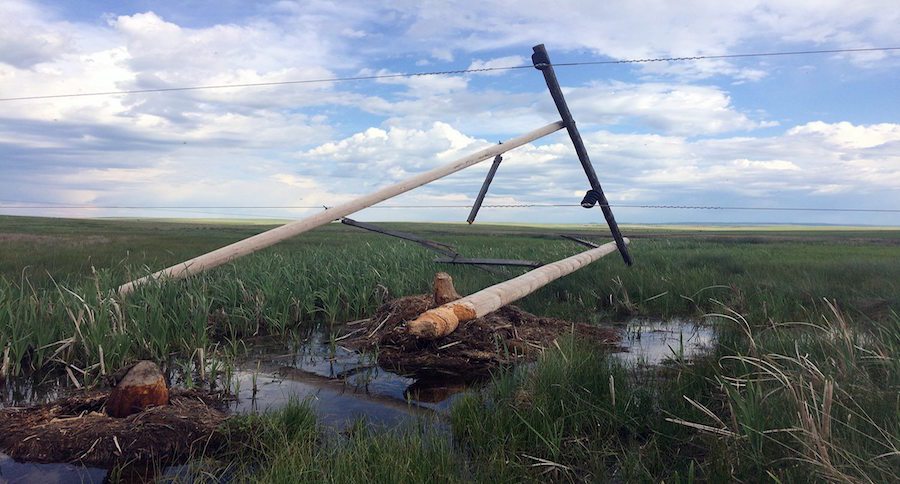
433,272,461,305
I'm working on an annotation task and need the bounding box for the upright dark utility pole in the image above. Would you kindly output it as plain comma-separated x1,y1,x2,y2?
532,44,633,266
467,154,503,224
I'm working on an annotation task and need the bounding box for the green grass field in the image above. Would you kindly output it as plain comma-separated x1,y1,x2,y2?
1,215,898,482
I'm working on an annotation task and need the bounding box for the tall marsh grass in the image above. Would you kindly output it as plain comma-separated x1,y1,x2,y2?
196,305,896,482
448,305,899,482
1,218,898,391
205,398,463,483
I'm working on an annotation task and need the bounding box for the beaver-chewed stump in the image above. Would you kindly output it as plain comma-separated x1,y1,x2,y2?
0,389,226,467
346,294,622,378
107,360,169,418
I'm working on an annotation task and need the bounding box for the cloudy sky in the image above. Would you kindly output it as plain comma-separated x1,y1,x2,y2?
1,0,898,225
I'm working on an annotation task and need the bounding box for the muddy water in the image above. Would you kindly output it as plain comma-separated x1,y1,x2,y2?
0,319,713,482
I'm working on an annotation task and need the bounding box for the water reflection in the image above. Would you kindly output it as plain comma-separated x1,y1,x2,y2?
226,333,472,424
615,319,714,365
0,452,106,484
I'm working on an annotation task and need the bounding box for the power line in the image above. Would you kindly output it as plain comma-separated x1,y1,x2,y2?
1,203,898,213
549,46,900,67
0,67,535,102
2,46,897,102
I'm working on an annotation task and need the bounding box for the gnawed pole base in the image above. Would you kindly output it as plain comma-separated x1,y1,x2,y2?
106,361,169,418
344,294,623,378
408,273,473,338
408,239,627,340
407,302,476,339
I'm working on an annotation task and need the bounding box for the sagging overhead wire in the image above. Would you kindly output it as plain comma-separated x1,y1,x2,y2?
1,46,898,102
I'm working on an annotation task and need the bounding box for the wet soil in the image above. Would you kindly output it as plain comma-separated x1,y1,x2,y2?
0,389,226,468
0,295,632,474
345,295,622,378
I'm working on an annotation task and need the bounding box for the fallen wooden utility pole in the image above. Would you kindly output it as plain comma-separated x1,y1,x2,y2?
117,121,564,295
407,238,628,339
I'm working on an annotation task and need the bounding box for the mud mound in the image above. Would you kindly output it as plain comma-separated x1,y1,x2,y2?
346,295,622,378
0,389,226,467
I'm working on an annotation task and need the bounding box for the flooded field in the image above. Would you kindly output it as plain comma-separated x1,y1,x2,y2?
2,218,896,482
225,318,714,420
0,318,713,483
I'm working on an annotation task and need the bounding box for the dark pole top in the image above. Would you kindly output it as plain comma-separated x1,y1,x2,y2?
531,43,633,266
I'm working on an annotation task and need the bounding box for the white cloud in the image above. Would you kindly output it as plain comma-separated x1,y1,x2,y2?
567,81,776,135
1,0,898,226
372,69,470,97
353,79,772,136
299,122,488,182
397,0,900,79
0,0,72,68
0,4,349,172
292,119,899,211
734,159,801,171
467,55,527,75
788,121,900,149
582,121,900,197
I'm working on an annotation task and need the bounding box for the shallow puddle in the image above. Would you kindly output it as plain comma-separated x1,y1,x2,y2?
1,374,66,408
226,332,471,426
615,319,714,365
0,453,106,484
